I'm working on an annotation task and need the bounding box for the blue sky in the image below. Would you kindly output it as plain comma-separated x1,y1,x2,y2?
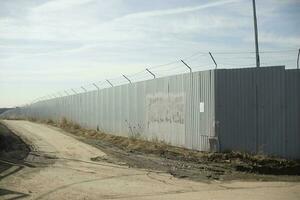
0,0,299,107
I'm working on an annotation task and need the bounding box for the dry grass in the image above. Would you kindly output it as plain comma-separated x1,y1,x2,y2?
57,117,81,130
43,117,184,157
46,119,54,124
28,117,37,122
27,117,289,161
22,116,300,175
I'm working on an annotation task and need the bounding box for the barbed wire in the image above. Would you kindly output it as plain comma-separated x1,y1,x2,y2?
31,49,300,104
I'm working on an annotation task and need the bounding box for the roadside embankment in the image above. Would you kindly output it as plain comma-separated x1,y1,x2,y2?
35,117,300,182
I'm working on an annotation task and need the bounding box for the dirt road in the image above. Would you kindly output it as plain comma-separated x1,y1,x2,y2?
1,120,300,200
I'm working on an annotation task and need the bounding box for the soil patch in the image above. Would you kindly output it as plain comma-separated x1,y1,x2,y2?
0,123,30,163
0,122,32,185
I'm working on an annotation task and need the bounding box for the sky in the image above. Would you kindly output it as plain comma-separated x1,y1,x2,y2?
0,0,299,107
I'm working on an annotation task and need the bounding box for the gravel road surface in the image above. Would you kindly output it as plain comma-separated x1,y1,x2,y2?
1,120,299,200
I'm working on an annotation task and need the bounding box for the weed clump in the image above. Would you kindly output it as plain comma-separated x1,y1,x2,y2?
73,123,81,130
46,119,54,124
60,117,68,128
28,117,37,122
58,117,81,130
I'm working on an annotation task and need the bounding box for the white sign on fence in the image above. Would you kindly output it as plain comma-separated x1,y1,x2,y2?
200,102,204,113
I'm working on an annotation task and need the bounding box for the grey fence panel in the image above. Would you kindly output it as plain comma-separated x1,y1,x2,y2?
285,69,300,159
88,91,93,128
184,73,193,149
0,70,217,151
93,90,99,130
72,94,76,122
256,67,286,156
74,95,78,124
215,66,287,157
70,94,75,123
184,71,215,151
2,66,299,158
99,89,105,132
82,92,87,127
102,88,109,133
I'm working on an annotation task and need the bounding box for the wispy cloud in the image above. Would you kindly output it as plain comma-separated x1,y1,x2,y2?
32,0,95,12
119,0,241,18
0,0,299,107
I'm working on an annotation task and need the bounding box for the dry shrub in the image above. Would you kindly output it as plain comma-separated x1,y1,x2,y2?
28,117,37,122
46,119,54,124
73,123,81,130
60,117,68,128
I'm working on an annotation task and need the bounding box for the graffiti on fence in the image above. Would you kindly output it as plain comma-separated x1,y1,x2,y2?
146,93,185,137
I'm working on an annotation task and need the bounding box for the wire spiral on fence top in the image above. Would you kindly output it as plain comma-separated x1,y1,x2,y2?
29,48,299,105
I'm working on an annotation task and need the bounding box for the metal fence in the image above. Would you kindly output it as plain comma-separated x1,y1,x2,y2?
285,69,300,158
3,70,215,151
2,66,300,158
213,66,300,158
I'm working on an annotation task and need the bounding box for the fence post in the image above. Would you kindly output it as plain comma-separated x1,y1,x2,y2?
209,52,217,69
81,86,87,92
92,83,100,90
71,89,77,94
122,74,132,83
146,68,156,79
181,59,192,73
106,79,113,87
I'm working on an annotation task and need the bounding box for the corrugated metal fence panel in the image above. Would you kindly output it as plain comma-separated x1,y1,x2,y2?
6,67,299,158
285,69,300,159
215,68,252,152
256,66,286,157
1,70,215,151
215,66,286,157
185,70,215,151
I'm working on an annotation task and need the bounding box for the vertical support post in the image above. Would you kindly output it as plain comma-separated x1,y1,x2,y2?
255,84,259,152
122,74,132,83
92,83,100,90
146,68,156,79
106,79,113,87
297,48,300,69
252,0,260,68
209,52,217,69
181,60,192,73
